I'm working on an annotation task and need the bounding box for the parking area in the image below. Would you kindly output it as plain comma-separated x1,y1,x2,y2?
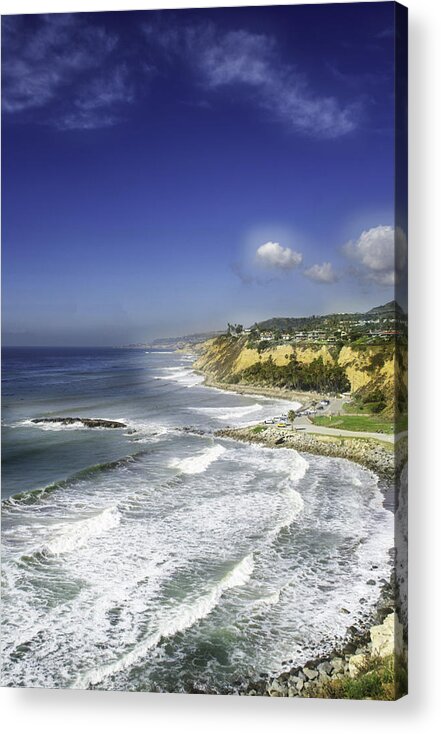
261,395,349,429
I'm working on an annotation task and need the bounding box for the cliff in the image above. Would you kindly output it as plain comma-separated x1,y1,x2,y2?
194,335,407,416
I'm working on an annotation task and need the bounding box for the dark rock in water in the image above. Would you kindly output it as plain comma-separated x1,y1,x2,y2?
31,417,127,429
180,426,206,436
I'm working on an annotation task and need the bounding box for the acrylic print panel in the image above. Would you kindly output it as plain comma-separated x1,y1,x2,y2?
1,2,408,699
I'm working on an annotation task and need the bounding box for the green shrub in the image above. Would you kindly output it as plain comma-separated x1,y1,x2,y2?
237,355,350,393
309,655,408,701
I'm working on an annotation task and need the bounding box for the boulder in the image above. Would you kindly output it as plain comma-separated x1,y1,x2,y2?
303,667,319,680
370,612,403,658
330,657,345,673
267,679,288,697
348,653,368,678
317,661,333,675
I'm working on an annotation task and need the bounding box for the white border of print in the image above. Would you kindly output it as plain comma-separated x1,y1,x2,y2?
1,1,440,733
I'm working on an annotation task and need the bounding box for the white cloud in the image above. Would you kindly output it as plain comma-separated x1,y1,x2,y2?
256,241,303,270
304,262,338,284
342,225,407,286
1,14,138,130
57,65,135,130
144,23,359,139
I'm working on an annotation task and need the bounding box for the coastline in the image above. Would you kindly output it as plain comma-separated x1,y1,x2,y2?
196,368,407,697
216,424,404,482
195,369,407,481
196,371,324,407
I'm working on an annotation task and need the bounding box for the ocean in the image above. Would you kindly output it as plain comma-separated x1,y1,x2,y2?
1,347,394,691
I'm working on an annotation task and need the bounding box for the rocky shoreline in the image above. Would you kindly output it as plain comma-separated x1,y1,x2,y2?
211,426,406,698
242,607,404,698
198,370,407,698
216,424,407,481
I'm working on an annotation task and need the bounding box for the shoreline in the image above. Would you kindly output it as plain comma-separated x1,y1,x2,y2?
195,368,406,697
216,424,403,481
196,371,324,407
196,369,406,481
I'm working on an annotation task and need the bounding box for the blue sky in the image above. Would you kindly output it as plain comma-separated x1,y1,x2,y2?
2,3,405,346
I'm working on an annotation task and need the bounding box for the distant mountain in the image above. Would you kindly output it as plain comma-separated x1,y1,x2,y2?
147,330,225,350
366,300,405,318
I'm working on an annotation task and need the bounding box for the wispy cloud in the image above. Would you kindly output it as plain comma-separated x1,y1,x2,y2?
326,62,390,90
56,65,135,130
3,14,362,137
303,262,339,284
143,22,360,138
1,14,136,130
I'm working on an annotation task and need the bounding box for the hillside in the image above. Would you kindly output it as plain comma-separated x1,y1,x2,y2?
194,334,407,417
253,300,405,334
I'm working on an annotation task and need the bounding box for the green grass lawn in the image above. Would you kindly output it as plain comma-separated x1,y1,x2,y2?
250,424,267,434
311,414,395,434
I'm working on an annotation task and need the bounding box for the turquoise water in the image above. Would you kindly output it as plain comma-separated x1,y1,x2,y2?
1,347,393,691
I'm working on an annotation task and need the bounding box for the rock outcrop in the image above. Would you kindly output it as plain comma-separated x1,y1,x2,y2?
216,425,406,480
32,417,127,429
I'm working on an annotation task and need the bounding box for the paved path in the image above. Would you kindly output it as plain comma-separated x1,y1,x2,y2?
291,415,407,444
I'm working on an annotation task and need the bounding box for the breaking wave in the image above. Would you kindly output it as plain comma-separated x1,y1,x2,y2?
74,553,254,689
170,444,226,474
40,507,120,557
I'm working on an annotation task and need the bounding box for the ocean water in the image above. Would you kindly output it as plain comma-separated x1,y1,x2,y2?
1,347,394,691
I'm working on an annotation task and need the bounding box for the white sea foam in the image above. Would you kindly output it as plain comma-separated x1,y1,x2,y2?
124,421,172,443
170,444,226,474
2,350,395,693
155,367,204,387
74,553,254,688
254,589,282,606
41,507,120,556
272,488,304,537
191,404,263,421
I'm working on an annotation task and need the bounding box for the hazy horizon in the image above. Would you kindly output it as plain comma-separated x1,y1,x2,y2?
1,294,402,348
2,5,406,347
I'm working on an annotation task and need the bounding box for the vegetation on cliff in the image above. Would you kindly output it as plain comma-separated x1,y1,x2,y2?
235,353,350,393
194,333,407,419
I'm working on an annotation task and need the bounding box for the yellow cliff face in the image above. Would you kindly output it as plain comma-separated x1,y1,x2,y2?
195,338,336,380
295,345,335,366
194,336,406,415
232,344,335,373
338,346,377,393
337,345,398,394
232,345,293,372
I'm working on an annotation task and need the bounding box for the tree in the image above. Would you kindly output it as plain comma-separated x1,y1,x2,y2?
287,409,297,426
